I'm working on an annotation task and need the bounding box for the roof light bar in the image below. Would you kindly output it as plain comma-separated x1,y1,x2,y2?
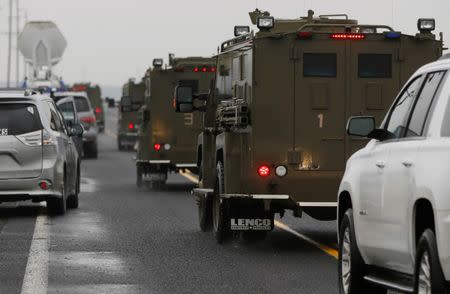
330,33,366,40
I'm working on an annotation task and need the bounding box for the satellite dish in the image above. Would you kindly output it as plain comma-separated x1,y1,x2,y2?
18,21,67,68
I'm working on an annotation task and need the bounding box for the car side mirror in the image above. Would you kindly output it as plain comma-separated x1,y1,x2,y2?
174,85,194,113
69,124,84,137
347,116,376,137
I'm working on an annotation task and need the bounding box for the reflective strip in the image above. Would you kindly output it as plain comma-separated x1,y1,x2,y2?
221,194,290,200
176,164,197,168
297,202,337,207
193,188,214,194
149,160,170,164
252,195,290,200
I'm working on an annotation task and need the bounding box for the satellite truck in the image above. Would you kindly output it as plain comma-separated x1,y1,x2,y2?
18,21,68,92
174,10,444,243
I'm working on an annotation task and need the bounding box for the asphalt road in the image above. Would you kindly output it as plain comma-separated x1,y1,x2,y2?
0,106,341,294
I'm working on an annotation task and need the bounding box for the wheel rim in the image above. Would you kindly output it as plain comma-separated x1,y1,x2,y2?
418,252,432,294
341,227,352,294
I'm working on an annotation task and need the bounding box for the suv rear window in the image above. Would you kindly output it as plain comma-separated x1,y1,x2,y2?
0,104,42,136
303,53,337,78
74,96,91,112
359,54,392,78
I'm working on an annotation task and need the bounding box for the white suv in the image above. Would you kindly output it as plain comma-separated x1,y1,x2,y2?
338,58,450,293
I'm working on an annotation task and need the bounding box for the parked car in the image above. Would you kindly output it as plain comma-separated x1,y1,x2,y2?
54,92,98,158
0,89,83,214
56,97,83,157
338,58,450,293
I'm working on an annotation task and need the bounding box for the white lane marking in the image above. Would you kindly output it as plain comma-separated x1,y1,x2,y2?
21,214,49,294
80,177,98,193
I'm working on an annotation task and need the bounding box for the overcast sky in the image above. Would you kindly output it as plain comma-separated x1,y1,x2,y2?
0,0,448,93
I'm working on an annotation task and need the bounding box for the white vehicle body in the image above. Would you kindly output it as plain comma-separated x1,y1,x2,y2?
338,58,450,292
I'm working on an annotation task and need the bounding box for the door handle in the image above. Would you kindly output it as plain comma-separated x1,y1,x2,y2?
402,160,413,168
376,161,385,168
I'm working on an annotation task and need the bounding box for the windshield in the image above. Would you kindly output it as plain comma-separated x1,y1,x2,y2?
0,104,42,136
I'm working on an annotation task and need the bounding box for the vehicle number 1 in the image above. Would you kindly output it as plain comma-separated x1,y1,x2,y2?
317,114,324,129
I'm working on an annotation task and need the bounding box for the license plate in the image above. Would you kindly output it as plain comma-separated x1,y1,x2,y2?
230,218,273,231
0,129,8,136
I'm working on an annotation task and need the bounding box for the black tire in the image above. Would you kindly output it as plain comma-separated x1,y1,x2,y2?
198,195,212,232
414,229,448,294
338,209,386,294
212,162,229,244
118,137,124,151
47,174,67,215
67,169,80,209
84,142,98,158
136,164,143,188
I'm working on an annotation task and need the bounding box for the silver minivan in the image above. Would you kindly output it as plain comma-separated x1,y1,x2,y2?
0,90,83,214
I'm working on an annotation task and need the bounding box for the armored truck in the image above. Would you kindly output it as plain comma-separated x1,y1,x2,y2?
72,83,104,132
174,10,444,242
136,55,215,188
118,79,145,151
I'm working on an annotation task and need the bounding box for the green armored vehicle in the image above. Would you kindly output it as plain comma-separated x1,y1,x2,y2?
118,79,145,151
72,83,104,132
174,10,444,242
136,55,215,188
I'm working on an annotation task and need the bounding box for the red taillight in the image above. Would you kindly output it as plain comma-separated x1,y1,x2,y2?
172,98,176,109
330,33,366,40
194,67,199,72
154,144,161,151
81,116,96,124
210,67,216,72
128,123,134,130
298,31,313,39
202,67,207,72
39,181,50,190
258,165,271,177
95,107,102,114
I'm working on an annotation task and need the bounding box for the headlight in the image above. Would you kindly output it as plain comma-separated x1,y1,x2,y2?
234,26,250,37
418,18,435,33
257,16,274,30
153,58,163,67
164,144,171,151
275,165,287,177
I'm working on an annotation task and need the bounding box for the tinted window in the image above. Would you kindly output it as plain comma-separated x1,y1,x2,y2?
74,96,91,112
386,77,423,138
0,104,42,135
406,71,445,137
303,53,337,77
179,80,199,93
358,54,392,78
58,102,76,123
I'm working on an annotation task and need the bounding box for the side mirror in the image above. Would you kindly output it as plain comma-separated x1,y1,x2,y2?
346,116,376,137
174,85,194,113
69,124,84,137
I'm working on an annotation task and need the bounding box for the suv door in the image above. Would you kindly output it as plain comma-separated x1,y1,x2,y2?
0,103,43,179
380,71,446,273
357,76,424,265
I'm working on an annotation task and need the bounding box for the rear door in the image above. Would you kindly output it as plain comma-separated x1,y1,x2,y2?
347,39,401,157
0,103,43,179
295,40,346,170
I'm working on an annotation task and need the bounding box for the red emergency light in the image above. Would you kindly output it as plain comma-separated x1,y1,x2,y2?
330,33,366,40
